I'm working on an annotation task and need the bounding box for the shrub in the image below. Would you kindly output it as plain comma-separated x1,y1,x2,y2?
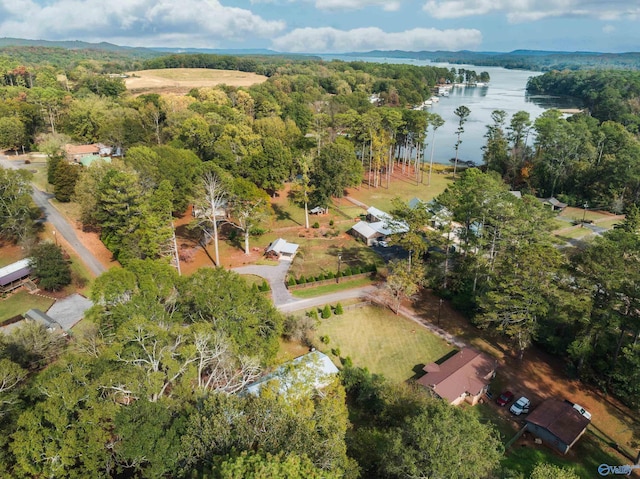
316,273,326,281
342,267,352,277
259,279,269,292
312,222,320,229
297,276,306,285
251,283,259,293
288,276,296,286
341,356,353,367
283,315,316,343
326,271,335,279
320,335,330,345
307,276,315,284
352,266,362,274
329,219,334,227
335,302,344,315
308,309,319,320
331,347,341,357
321,305,332,319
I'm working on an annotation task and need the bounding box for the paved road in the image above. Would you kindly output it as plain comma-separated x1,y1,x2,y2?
1,155,107,277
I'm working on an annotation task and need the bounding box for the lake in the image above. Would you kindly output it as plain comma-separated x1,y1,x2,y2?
321,55,581,165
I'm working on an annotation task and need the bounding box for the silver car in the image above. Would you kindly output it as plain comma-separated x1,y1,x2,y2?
509,396,530,415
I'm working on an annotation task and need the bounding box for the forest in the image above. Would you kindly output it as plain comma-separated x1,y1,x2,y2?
1,47,640,477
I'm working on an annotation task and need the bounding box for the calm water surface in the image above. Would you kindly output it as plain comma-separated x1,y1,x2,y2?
322,55,581,165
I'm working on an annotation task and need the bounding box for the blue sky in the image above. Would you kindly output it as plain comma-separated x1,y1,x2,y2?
1,0,638,52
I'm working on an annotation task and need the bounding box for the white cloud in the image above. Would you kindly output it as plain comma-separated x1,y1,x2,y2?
250,0,401,11
0,0,285,46
602,24,616,34
272,26,482,53
314,0,401,11
423,0,640,22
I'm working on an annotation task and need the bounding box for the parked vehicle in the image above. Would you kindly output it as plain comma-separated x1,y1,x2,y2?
378,240,389,248
572,403,592,420
496,390,514,407
510,396,530,415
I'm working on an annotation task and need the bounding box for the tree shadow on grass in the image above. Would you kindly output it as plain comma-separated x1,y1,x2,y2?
272,204,300,226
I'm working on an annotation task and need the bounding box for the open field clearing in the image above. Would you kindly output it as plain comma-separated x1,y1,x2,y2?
315,304,454,383
125,68,268,95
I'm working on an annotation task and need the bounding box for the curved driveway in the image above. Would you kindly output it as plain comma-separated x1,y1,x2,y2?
1,156,106,277
233,261,378,313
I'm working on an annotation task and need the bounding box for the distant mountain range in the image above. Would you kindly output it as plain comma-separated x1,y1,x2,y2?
1,37,639,71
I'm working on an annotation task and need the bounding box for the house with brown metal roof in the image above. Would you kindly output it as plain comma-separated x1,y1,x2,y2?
416,348,496,406
525,399,590,454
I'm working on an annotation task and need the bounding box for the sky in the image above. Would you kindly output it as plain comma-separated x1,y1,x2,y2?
0,0,639,53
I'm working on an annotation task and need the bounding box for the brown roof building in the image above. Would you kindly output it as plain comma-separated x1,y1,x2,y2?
416,348,496,406
525,399,590,454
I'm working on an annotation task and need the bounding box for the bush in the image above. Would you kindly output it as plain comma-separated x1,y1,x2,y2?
332,347,341,357
329,219,334,227
251,283,259,293
335,302,344,315
307,309,319,320
320,335,330,345
342,267,352,277
297,276,306,285
283,315,316,344
312,222,320,229
307,276,315,284
341,356,353,367
259,279,270,292
288,276,296,286
316,273,325,281
321,305,332,319
352,266,362,274
326,271,335,279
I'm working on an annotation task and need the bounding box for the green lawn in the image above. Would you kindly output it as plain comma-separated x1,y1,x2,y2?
0,291,55,322
314,305,454,383
347,166,453,213
288,236,382,279
291,276,375,298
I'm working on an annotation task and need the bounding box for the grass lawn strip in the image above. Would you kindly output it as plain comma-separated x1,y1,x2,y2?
315,305,454,383
291,277,375,299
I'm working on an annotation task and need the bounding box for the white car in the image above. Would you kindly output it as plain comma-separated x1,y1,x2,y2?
378,240,389,248
573,403,592,420
509,396,530,415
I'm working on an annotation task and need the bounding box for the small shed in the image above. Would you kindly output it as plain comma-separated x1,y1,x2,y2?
525,399,590,454
24,309,64,334
540,197,567,211
265,238,299,261
309,206,327,215
417,348,497,406
0,258,32,293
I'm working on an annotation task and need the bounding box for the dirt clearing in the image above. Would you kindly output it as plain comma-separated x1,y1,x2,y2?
125,68,268,95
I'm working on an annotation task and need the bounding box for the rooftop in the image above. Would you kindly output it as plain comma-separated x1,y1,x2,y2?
417,348,496,402
526,399,590,446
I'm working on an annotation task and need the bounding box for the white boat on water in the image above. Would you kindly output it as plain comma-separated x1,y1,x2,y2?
430,96,439,102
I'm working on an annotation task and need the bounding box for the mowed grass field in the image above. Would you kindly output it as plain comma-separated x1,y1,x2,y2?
125,68,268,95
315,305,454,383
